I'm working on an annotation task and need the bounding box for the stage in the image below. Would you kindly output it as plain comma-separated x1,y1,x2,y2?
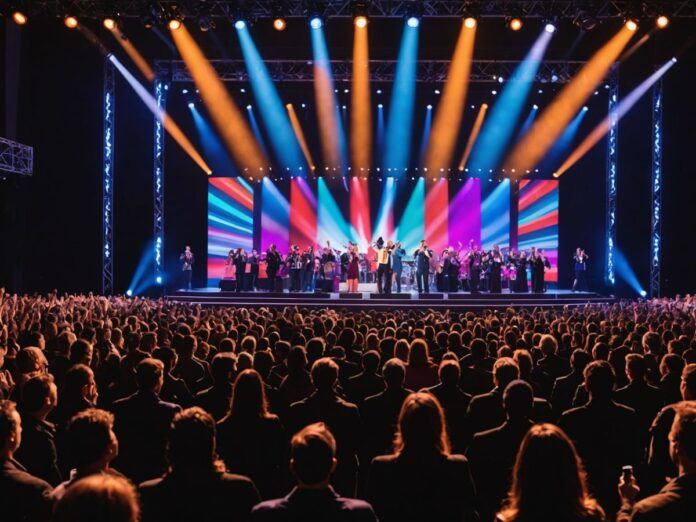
166,288,614,310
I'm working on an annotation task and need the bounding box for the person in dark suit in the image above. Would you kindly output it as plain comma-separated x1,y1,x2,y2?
252,422,376,521
152,347,194,408
0,400,54,522
344,351,385,408
174,335,212,394
287,358,361,497
468,380,535,522
424,359,471,453
367,392,478,522
111,358,182,484
14,374,62,486
53,474,139,522
413,240,432,294
618,401,696,522
559,361,640,517
233,248,248,292
613,354,664,440
466,357,520,436
140,407,261,522
361,359,412,462
550,349,592,419
195,353,236,421
51,364,98,432
217,370,287,500
536,334,571,382
265,244,282,293
459,338,494,396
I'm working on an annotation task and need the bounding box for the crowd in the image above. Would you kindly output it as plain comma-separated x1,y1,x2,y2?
1,289,695,521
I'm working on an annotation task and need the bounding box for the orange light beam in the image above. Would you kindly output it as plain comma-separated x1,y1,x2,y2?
108,54,212,174
286,104,316,171
504,26,635,173
424,19,476,173
555,57,677,178
458,103,488,171
170,24,267,172
108,26,155,82
351,18,372,170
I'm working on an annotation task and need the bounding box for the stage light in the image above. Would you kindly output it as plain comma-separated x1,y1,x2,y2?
625,19,638,31
377,103,383,108
103,18,116,30
427,104,432,110
355,15,368,28
464,17,477,29
491,90,497,95
301,103,306,108
235,19,246,30
656,16,669,29
168,19,181,30
310,17,323,29
434,89,440,94
156,276,163,285
545,23,556,33
508,18,522,31
376,89,382,94
533,104,539,109
182,88,188,94
188,102,194,109
12,11,27,25
407,16,420,28
64,16,79,29
640,290,647,297
246,104,252,110
583,105,589,111
126,289,133,297
498,76,504,83
273,18,286,31
551,74,559,82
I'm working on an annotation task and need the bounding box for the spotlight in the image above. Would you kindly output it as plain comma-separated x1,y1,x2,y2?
103,18,116,30
182,88,188,94
533,104,539,109
376,89,382,94
407,17,420,28
234,19,246,30
640,290,647,297
573,10,597,31
64,16,79,29
464,17,477,29
508,18,523,31
545,23,557,33
491,90,497,95
551,74,559,82
301,103,307,108
188,102,194,109
156,276,163,285
310,17,323,29
273,18,287,31
582,106,589,112
198,15,215,32
12,11,28,26
434,89,440,94
168,19,181,30
354,15,368,28
126,289,133,297
656,16,669,29
498,76,504,84
246,104,252,110
377,103,383,108
426,104,432,110
625,19,638,31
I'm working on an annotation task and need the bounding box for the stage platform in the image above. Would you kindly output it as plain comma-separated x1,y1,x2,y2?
166,288,614,310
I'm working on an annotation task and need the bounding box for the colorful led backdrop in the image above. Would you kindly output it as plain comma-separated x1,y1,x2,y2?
518,180,559,282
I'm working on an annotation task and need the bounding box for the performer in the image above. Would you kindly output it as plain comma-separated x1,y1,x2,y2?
287,245,303,292
514,250,529,293
488,245,503,294
529,246,538,293
302,246,316,292
248,249,260,291
346,247,360,293
320,242,337,279
233,248,247,293
223,250,235,280
414,240,432,294
447,248,461,292
392,242,405,293
179,246,194,290
265,244,282,292
468,245,482,293
572,247,589,292
536,249,552,293
375,238,393,295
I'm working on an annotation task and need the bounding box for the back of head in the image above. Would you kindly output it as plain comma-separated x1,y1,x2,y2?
168,407,217,472
625,353,646,381
211,352,237,384
539,335,558,357
362,350,380,374
310,357,339,391
503,380,534,420
291,422,336,486
64,364,94,398
383,358,406,388
438,359,460,387
20,374,55,414
408,339,430,367
394,392,450,456
670,401,696,465
229,369,268,419
503,423,600,521
583,360,615,400
135,358,164,393
683,364,696,400
16,347,45,374
494,357,520,390
570,348,592,373
53,474,139,522
470,338,487,359
512,350,533,378
66,408,116,468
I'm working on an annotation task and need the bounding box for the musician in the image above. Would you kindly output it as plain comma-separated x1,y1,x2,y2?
233,248,247,293
529,246,538,293
287,245,303,292
446,248,461,292
265,244,282,292
488,245,503,294
346,247,360,293
514,250,529,293
572,247,589,292
340,243,354,282
320,242,337,278
179,246,194,290
248,249,260,291
468,245,482,294
375,237,394,295
391,242,406,293
533,249,552,293
223,250,235,280
302,246,316,292
414,240,432,294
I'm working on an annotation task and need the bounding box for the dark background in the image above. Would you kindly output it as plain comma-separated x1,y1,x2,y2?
0,15,694,296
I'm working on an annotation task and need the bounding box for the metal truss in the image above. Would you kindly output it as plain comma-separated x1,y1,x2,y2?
153,81,167,283
650,79,662,298
103,58,115,295
156,59,586,84
0,137,33,177
17,1,696,19
605,65,618,288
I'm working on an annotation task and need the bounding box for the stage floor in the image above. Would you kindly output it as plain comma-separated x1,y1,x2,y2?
166,288,613,310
